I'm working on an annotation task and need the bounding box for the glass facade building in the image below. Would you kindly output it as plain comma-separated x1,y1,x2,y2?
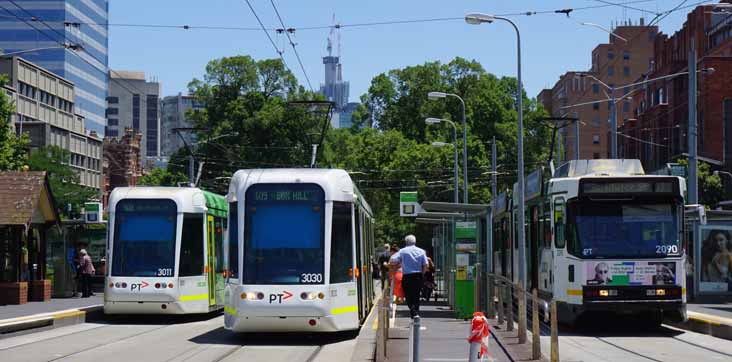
0,0,109,134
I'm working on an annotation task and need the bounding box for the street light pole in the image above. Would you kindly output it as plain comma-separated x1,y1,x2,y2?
428,92,469,203
427,118,459,204
610,85,618,158
465,13,526,288
689,38,698,205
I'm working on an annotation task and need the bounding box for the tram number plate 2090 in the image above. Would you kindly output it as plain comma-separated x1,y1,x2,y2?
300,273,323,284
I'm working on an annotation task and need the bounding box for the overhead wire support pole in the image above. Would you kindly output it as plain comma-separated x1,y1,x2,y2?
689,38,698,205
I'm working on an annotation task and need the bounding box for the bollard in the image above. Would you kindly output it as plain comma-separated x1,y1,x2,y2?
532,289,540,360
497,281,505,325
505,283,514,332
551,301,559,362
517,283,527,344
410,316,421,362
487,275,496,319
468,312,490,362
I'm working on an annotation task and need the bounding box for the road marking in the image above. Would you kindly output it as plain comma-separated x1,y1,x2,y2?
52,310,85,320
688,311,732,327
372,316,378,330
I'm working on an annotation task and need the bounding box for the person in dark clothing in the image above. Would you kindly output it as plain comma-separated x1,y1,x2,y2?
422,257,436,301
377,243,391,289
79,249,95,298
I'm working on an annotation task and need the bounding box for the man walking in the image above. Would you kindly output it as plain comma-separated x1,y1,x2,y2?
79,249,95,298
390,235,428,318
377,243,391,290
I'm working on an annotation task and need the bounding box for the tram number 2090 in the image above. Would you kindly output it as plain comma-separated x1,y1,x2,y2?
301,273,323,284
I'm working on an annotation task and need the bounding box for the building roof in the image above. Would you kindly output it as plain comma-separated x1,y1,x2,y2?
110,70,145,80
0,171,60,226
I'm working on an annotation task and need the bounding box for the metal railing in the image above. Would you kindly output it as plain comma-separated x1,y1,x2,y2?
486,273,560,362
375,278,392,362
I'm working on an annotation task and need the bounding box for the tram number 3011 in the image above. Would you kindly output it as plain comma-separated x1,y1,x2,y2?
301,273,323,283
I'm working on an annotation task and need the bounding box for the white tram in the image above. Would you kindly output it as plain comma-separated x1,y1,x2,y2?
224,169,375,332
105,187,228,314
495,160,687,323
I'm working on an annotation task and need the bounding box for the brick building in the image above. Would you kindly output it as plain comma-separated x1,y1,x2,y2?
539,21,658,160
103,128,142,207
620,4,732,176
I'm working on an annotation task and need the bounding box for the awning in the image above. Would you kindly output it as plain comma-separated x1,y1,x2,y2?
420,201,491,217
415,218,450,224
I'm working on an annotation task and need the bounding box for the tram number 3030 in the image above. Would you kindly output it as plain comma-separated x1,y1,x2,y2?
301,273,323,283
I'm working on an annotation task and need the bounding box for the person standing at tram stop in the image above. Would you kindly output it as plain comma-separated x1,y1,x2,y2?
377,243,391,289
390,235,429,319
79,249,96,298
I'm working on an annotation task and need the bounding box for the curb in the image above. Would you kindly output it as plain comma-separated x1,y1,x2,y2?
667,311,732,341
0,304,103,338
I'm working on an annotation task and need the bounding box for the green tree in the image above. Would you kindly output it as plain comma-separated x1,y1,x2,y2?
676,159,724,207
0,75,28,170
27,146,96,219
138,167,188,187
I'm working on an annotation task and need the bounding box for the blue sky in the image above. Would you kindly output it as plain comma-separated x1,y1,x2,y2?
108,1,699,100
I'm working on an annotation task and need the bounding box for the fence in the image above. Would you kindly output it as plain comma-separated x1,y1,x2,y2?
487,273,560,362
375,278,392,362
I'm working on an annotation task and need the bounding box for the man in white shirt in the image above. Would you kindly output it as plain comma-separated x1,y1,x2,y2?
390,235,428,318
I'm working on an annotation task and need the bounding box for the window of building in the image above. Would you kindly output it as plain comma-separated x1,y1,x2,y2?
623,66,630,77
623,101,630,112
108,118,118,126
106,108,118,116
593,103,599,110
592,84,599,94
106,96,119,104
608,51,615,59
608,66,615,77
592,134,600,144
592,118,601,128
132,94,140,130
105,128,118,137
593,152,601,159
623,51,630,60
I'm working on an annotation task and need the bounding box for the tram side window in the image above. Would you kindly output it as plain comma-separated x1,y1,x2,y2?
180,214,204,277
331,202,353,284
543,204,551,248
228,202,238,278
554,199,566,248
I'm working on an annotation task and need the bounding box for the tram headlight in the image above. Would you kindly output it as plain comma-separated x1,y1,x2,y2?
656,289,666,296
318,292,325,299
241,292,249,300
115,282,121,288
300,292,317,300
599,290,609,297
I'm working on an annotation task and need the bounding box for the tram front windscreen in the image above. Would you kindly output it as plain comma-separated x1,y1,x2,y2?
111,199,177,277
243,184,325,285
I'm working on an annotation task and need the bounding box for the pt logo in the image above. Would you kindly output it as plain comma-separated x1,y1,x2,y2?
130,281,150,291
269,291,293,304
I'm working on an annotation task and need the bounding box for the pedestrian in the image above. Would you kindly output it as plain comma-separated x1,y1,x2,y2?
377,243,391,289
390,235,428,318
78,249,95,298
422,257,436,302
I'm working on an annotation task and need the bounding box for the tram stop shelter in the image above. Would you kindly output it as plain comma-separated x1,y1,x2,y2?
0,171,60,305
417,201,491,319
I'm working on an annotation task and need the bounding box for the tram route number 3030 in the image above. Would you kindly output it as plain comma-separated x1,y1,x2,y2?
301,273,323,283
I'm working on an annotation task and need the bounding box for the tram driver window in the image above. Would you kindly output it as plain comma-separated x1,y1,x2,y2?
228,202,238,278
180,214,204,277
554,199,566,248
331,202,353,284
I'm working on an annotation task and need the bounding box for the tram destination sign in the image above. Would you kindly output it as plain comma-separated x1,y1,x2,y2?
254,190,316,202
581,179,676,196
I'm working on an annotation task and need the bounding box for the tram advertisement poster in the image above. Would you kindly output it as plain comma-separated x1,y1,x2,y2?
699,227,732,292
585,261,677,286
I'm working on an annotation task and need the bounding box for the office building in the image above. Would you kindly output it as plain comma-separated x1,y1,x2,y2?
539,20,657,160
0,56,102,194
0,0,109,134
160,93,203,157
106,70,161,158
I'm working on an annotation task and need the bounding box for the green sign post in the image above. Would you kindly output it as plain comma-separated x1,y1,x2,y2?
454,220,477,318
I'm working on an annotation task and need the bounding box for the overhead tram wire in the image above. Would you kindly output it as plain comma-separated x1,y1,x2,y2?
243,0,292,75
269,0,314,92
2,1,150,98
590,0,660,15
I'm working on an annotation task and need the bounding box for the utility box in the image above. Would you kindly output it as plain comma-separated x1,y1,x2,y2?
84,202,103,223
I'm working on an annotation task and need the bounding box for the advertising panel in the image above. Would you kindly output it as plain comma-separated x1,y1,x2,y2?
585,261,677,286
699,227,732,292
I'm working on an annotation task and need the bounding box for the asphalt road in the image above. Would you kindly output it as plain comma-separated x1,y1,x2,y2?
0,314,361,362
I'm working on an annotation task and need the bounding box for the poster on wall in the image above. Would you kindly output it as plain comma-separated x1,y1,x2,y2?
585,261,677,286
699,227,732,292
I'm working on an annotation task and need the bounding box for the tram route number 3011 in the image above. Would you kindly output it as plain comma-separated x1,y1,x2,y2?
157,268,173,277
301,273,323,284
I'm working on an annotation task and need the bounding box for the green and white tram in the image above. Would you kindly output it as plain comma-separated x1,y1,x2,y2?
498,160,687,323
224,169,375,332
105,187,228,314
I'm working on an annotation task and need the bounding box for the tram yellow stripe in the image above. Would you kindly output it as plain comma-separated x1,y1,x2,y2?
224,306,238,315
567,289,583,296
180,294,208,301
331,305,358,315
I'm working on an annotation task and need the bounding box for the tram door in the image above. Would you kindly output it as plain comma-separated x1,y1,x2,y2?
354,208,364,320
207,216,216,306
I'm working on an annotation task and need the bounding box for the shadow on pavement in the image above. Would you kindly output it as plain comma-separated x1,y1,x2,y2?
558,313,685,338
93,311,223,325
189,327,358,346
